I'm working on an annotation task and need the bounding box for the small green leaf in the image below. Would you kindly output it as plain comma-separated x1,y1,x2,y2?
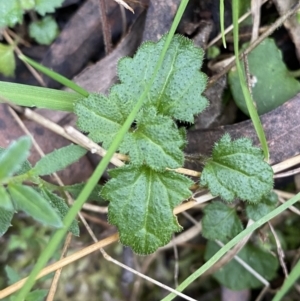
5,265,21,285
119,108,185,170
63,183,103,202
113,34,208,122
0,43,16,77
8,184,63,228
75,93,130,149
34,0,64,16
202,201,243,242
40,188,80,236
0,146,33,175
229,38,300,115
246,191,278,221
102,165,193,254
0,136,31,181
0,207,14,236
205,241,278,290
29,16,59,45
0,0,23,28
20,0,35,10
0,186,14,211
31,144,87,176
200,134,273,203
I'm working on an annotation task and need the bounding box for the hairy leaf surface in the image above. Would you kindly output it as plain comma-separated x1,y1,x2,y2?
0,136,31,181
75,93,130,148
63,183,103,202
0,208,13,236
0,186,14,211
76,98,185,169
246,191,278,221
102,165,193,254
119,108,185,170
113,34,208,122
32,144,87,176
202,201,243,242
8,184,63,228
205,241,278,290
41,189,79,236
200,134,273,202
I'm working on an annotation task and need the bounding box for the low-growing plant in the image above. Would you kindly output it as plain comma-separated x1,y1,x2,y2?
0,0,63,77
1,0,300,300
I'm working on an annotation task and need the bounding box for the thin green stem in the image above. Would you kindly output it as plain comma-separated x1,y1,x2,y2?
272,258,300,301
220,0,226,48
18,55,89,97
14,0,190,299
232,0,269,161
162,192,300,301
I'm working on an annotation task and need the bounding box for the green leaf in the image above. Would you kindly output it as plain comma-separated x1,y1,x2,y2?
102,165,193,254
20,0,35,10
0,81,84,111
76,99,185,170
229,38,300,115
205,241,278,290
34,0,64,16
119,108,185,170
0,186,14,211
5,265,21,285
0,207,14,236
63,183,103,202
0,145,33,175
0,136,31,181
31,144,87,176
246,191,278,221
0,0,23,28
8,184,63,228
29,16,59,45
200,134,273,203
40,189,79,236
0,43,16,77
202,201,243,242
112,34,208,122
75,93,131,149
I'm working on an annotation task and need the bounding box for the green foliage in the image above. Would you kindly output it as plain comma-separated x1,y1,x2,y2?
200,134,273,203
40,188,80,236
0,137,88,237
34,0,64,16
0,0,64,28
31,144,87,176
0,43,15,77
0,208,14,236
205,241,278,290
0,136,31,180
75,34,207,254
102,165,193,254
202,201,243,242
29,16,59,45
8,184,63,228
63,183,103,202
229,38,300,115
246,191,278,221
0,0,23,28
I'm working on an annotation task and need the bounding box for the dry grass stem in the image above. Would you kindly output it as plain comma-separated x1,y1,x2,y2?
46,233,73,301
114,0,134,13
268,221,288,278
